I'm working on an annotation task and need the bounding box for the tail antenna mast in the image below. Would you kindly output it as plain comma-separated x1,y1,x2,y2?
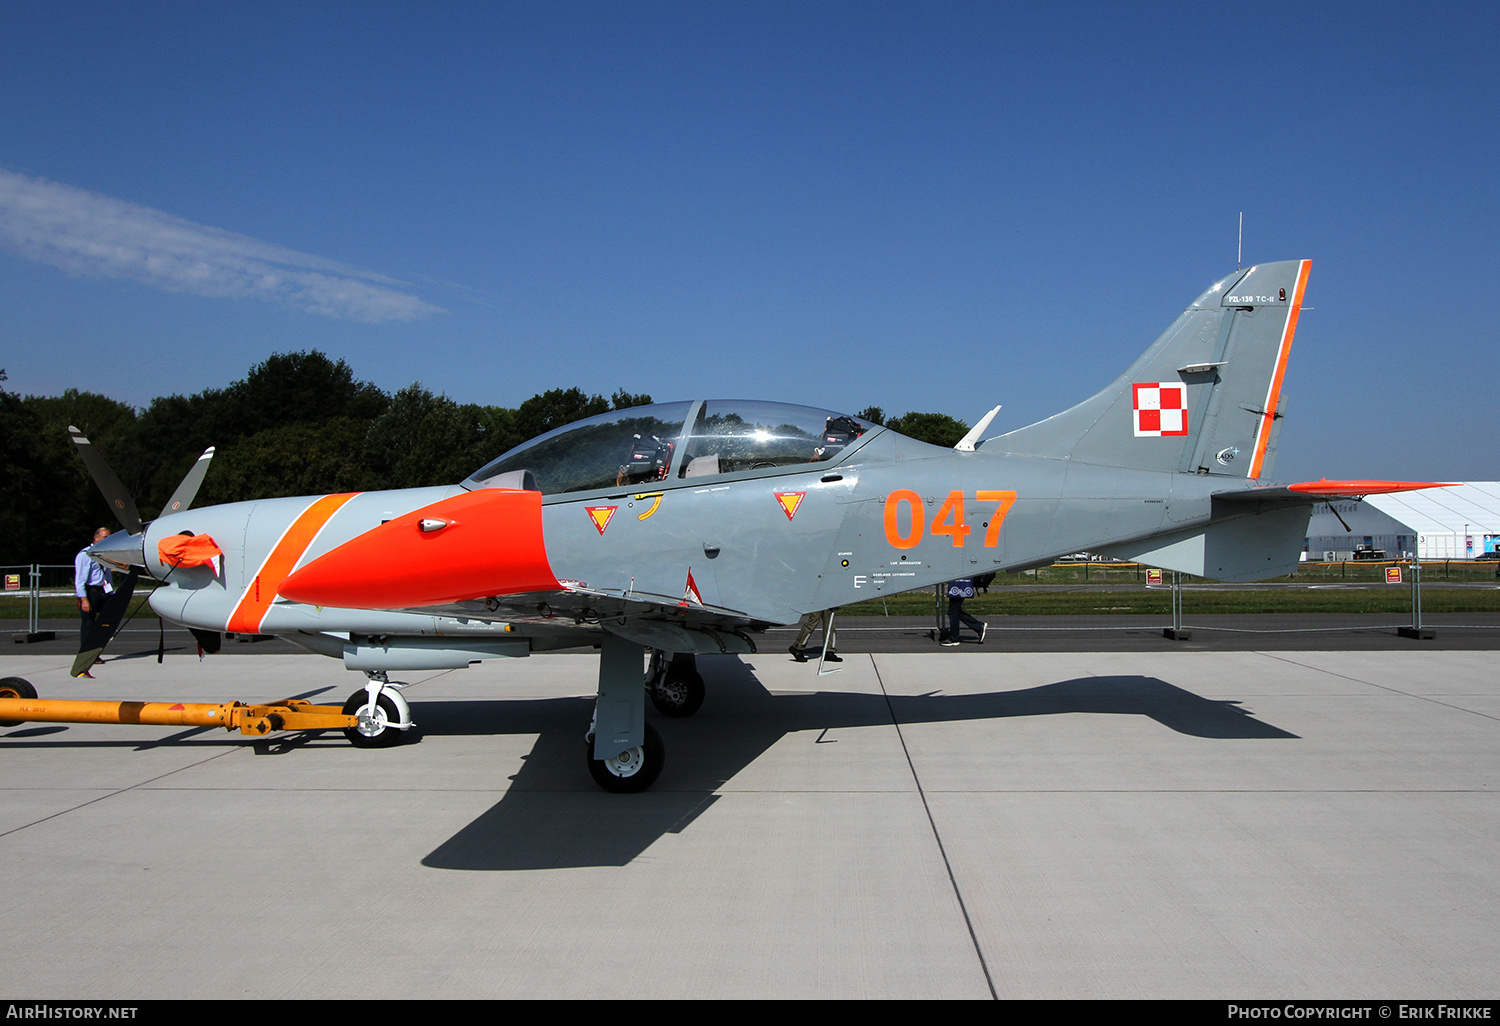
1237,211,1243,271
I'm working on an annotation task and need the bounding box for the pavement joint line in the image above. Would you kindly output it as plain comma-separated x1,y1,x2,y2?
1258,652,1500,724
870,652,999,1001
0,746,240,841
768,623,1500,633
3,787,1491,795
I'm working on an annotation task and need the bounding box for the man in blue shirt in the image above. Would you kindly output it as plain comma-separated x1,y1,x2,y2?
75,527,114,656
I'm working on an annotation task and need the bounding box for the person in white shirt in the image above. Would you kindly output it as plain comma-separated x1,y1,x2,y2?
74,526,113,647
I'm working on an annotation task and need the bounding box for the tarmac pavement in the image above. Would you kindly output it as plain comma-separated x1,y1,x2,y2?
0,639,1497,998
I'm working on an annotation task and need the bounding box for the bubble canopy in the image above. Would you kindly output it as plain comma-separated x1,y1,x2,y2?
465,400,877,496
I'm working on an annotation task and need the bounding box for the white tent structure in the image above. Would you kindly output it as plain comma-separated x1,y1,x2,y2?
1305,482,1500,560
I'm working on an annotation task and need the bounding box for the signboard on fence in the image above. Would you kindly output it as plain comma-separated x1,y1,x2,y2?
1385,566,1403,584
1146,568,1163,585
4,574,18,591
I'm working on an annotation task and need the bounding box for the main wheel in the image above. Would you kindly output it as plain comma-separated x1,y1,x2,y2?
586,723,665,793
0,677,38,728
650,669,705,718
341,690,405,749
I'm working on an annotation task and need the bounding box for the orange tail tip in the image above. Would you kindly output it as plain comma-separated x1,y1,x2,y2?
280,489,561,610
1286,480,1459,497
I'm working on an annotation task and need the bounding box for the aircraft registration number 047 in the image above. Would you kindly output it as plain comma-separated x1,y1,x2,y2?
884,489,1017,549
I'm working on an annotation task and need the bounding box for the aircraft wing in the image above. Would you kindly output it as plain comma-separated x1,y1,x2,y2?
413,584,765,656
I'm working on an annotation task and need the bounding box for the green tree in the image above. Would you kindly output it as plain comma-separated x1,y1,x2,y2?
885,411,968,448
198,418,373,505
0,391,86,563
19,390,142,555
513,387,610,442
364,384,503,489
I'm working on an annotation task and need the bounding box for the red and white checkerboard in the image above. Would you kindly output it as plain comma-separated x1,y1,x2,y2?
1132,382,1188,437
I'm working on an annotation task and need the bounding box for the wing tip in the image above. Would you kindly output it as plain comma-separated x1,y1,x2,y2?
1287,479,1459,497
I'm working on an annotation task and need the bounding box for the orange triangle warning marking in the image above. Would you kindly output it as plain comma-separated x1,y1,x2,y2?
774,491,805,520
585,506,617,534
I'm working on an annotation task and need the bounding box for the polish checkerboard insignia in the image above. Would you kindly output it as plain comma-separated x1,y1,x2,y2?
1132,382,1188,437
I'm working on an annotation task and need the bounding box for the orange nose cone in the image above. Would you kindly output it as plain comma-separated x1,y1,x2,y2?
280,489,560,609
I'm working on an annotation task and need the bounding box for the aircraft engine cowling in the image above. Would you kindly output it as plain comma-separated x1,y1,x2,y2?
279,488,561,609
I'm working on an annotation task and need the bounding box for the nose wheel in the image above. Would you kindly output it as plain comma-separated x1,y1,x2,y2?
341,687,407,748
586,723,664,793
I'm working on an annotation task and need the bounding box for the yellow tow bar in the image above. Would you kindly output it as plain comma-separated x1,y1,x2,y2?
0,697,358,736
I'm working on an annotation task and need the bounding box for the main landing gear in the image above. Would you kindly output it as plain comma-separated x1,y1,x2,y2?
647,650,705,718
586,721,665,793
583,641,708,793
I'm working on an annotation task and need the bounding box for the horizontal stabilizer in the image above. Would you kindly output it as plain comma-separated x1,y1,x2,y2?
1216,480,1457,503
1102,505,1311,582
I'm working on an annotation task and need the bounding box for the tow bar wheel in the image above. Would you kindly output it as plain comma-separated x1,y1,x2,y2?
0,677,38,728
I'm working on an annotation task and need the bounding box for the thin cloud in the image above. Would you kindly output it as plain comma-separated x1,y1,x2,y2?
0,169,444,322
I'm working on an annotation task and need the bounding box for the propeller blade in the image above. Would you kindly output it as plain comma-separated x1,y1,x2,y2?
71,568,139,677
161,446,216,515
188,628,223,655
68,426,142,535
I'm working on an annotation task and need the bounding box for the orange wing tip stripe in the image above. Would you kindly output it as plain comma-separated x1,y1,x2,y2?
1287,480,1458,497
280,489,561,610
227,492,359,634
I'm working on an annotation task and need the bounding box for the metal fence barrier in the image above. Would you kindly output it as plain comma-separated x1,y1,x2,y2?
1,564,71,641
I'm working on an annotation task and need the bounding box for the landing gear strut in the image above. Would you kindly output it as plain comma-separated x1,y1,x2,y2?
584,633,667,792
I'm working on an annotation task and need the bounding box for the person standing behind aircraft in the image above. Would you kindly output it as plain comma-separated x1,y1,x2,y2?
75,527,113,656
789,609,840,662
942,578,986,646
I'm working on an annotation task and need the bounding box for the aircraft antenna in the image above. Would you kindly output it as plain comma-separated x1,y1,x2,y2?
1237,212,1243,270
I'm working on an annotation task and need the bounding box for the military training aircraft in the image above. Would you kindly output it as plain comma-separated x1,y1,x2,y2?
61,258,1447,792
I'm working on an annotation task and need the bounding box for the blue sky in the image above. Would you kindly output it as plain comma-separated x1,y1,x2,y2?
1,1,1495,483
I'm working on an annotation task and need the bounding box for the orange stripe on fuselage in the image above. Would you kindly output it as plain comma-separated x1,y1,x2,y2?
226,492,358,634
1247,259,1311,479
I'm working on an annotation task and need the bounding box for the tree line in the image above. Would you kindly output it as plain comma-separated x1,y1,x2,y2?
0,354,967,565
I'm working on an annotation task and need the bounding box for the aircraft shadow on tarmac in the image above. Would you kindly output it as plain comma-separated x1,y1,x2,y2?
421,655,1298,872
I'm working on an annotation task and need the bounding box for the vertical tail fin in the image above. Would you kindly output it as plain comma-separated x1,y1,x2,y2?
981,260,1311,480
